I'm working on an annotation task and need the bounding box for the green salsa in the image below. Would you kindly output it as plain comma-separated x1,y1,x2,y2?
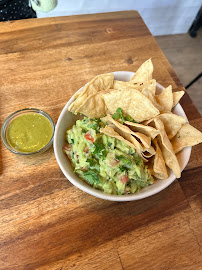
6,113,53,152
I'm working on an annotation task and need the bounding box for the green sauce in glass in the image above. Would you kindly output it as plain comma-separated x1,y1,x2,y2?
6,113,53,152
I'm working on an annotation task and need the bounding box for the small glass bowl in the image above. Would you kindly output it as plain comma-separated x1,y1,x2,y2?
1,108,55,155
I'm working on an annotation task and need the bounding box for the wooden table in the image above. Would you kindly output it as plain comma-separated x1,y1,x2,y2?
0,11,201,270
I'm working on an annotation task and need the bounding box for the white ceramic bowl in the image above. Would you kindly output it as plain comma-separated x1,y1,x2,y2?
54,71,191,201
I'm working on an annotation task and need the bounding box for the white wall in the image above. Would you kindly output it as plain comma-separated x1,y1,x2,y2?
36,0,201,36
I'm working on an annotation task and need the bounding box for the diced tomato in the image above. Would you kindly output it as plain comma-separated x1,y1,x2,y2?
84,146,89,153
63,144,71,152
110,158,120,167
80,167,87,172
84,181,90,186
84,132,94,143
120,174,129,184
63,144,72,158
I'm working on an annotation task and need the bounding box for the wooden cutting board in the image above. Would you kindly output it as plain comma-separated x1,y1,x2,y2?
0,11,201,270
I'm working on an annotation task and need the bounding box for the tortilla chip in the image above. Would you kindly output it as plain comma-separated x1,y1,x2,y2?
171,124,202,154
100,126,137,150
142,88,164,112
142,118,155,126
113,79,156,96
101,115,145,156
155,85,173,112
130,59,153,83
140,79,156,96
102,115,152,148
143,113,187,139
73,91,81,99
152,138,168,179
112,80,137,90
103,89,159,123
156,113,187,139
172,91,185,108
68,73,114,113
154,118,181,178
125,121,159,139
118,130,145,159
142,145,156,158
75,91,107,118
133,132,151,149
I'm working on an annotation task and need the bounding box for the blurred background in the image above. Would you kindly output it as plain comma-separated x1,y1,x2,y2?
37,0,202,114
1,0,201,114
37,0,200,36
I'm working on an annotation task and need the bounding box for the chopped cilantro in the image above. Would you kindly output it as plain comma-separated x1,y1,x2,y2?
93,139,107,160
112,112,120,120
87,159,100,172
88,124,98,130
87,158,94,166
83,170,101,185
120,166,129,172
134,155,141,165
116,155,131,165
125,115,136,123
112,108,125,123
93,164,100,173
112,107,136,123
116,108,123,114
115,155,125,161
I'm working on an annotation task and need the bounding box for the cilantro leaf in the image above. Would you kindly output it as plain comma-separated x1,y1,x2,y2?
112,108,124,123
87,158,94,166
112,108,136,123
87,159,100,172
125,115,136,123
112,112,120,120
83,170,101,185
116,108,123,114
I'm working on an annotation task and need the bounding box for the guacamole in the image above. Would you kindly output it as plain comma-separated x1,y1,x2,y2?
64,117,153,195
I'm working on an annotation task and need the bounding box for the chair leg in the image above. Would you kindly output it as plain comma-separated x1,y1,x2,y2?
185,73,202,89
189,8,202,38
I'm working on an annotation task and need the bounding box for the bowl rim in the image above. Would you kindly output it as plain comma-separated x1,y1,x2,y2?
54,71,192,201
1,108,55,155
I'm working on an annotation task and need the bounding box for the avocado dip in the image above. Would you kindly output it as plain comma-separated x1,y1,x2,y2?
64,117,153,195
6,113,53,153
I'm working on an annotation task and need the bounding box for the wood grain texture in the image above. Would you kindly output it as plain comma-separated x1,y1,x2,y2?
0,11,201,270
